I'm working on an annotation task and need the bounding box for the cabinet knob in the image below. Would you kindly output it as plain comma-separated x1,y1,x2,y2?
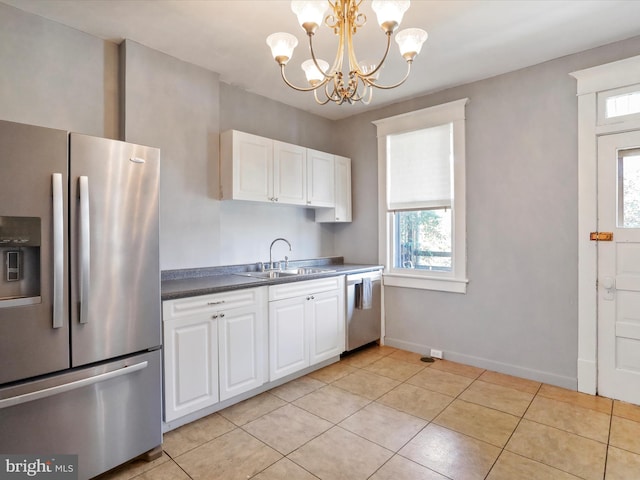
220,313,225,318
212,314,218,319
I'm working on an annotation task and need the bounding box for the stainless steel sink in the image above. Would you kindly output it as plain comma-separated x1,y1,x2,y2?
235,267,336,279
282,267,336,275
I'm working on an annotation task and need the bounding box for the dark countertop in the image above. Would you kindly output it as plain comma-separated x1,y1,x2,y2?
161,257,383,300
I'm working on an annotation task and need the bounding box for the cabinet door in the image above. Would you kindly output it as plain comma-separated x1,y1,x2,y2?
307,149,335,207
274,141,307,205
315,155,352,223
231,131,273,202
333,155,352,222
163,314,219,422
218,304,266,402
308,284,345,365
269,296,309,381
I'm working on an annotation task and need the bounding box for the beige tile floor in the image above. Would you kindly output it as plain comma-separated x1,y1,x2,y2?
96,345,640,480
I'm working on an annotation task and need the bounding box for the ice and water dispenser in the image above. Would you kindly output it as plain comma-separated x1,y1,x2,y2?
0,216,41,307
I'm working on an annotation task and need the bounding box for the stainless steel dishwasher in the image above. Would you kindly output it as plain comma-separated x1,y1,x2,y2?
345,270,382,351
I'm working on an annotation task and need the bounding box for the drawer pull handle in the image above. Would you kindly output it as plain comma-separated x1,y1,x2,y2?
207,300,226,305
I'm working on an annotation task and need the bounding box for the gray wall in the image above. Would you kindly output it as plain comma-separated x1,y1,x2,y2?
0,3,118,139
121,40,222,270
334,35,640,388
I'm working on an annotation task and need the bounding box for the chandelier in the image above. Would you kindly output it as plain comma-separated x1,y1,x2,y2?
266,0,428,105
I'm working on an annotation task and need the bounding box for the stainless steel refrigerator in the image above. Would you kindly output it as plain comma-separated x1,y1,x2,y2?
0,120,162,479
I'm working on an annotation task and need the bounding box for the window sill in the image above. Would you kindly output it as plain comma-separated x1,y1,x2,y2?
382,272,468,293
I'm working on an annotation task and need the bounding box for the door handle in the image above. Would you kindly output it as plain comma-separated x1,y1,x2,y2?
79,176,91,324
0,361,148,409
52,173,64,329
601,276,615,300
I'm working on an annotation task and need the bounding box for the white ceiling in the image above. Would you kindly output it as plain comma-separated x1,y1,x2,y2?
3,0,640,120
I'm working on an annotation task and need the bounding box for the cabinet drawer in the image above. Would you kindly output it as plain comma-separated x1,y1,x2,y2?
269,276,344,302
163,287,264,320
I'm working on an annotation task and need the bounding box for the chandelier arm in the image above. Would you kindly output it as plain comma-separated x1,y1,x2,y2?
312,88,332,105
363,61,413,90
307,32,342,80
358,32,393,79
279,64,330,92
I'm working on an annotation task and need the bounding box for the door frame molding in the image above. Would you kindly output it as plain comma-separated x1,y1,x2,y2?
571,54,640,395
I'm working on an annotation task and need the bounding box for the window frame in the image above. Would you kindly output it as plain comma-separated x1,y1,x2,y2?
374,98,469,293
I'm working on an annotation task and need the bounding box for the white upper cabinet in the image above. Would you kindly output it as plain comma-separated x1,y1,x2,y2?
220,130,351,221
273,140,307,205
315,155,352,223
306,148,335,207
220,130,273,202
221,130,307,204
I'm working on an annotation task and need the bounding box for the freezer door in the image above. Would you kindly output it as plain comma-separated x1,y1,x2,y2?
70,134,161,366
0,350,162,479
0,120,70,384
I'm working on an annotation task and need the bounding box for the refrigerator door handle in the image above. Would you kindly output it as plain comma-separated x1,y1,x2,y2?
0,361,148,409
79,176,91,324
52,173,64,329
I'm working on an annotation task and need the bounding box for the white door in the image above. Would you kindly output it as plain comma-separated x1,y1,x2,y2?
597,131,640,404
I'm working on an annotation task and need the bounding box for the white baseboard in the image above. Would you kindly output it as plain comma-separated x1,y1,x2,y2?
384,337,577,390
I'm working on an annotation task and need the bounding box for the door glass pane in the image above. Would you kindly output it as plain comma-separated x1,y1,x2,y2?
618,148,640,228
394,208,452,271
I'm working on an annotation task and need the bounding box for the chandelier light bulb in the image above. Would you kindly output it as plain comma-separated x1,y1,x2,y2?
291,1,327,34
395,28,428,61
371,0,410,33
359,60,380,80
266,32,299,65
302,59,330,84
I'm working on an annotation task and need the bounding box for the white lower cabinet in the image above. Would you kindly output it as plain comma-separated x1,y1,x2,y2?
218,304,266,402
269,276,345,382
163,311,219,422
163,287,266,422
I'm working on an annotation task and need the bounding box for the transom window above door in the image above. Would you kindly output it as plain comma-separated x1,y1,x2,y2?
598,84,640,125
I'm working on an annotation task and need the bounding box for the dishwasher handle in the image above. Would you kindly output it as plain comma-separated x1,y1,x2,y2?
346,271,382,286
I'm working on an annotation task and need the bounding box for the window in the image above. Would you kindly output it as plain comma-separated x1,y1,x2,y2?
597,84,640,125
374,98,468,293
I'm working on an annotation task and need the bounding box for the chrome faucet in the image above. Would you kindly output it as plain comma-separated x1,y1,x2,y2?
269,237,292,270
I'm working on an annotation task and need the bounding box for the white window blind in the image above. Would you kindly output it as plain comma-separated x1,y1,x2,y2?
387,123,452,211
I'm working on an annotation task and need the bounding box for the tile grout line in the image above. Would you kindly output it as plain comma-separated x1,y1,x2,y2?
480,378,543,479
